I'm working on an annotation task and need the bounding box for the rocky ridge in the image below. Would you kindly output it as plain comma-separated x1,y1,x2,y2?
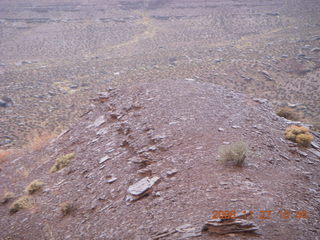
0,79,319,239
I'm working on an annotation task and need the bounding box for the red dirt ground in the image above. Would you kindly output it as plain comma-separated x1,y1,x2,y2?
1,79,319,240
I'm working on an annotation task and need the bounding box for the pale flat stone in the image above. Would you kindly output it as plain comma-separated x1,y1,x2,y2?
99,155,111,164
128,176,160,197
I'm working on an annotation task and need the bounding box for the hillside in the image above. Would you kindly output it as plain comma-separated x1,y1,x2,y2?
1,79,319,239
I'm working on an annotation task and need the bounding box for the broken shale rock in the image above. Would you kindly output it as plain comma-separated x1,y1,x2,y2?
202,212,259,235
127,176,160,201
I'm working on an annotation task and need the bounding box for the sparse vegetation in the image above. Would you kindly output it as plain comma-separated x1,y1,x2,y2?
1,191,15,204
218,141,248,167
25,180,44,194
26,131,57,152
9,196,31,214
276,107,300,121
284,125,314,147
49,152,75,173
59,201,75,216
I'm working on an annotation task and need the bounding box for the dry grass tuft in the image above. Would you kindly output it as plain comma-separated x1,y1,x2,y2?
49,152,75,173
59,201,76,216
25,131,57,152
9,195,31,214
218,141,248,167
276,107,301,121
25,180,44,194
284,125,314,147
1,191,15,204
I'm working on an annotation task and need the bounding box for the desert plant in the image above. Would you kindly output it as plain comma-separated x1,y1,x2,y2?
59,201,75,216
1,191,15,204
25,180,44,194
218,141,248,167
284,125,313,147
49,152,75,173
9,196,31,214
276,107,300,121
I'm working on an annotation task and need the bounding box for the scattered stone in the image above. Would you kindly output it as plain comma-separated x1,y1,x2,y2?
0,136,13,146
99,155,111,164
94,92,110,103
240,75,253,81
97,127,108,135
175,224,202,238
137,168,152,177
152,229,177,240
87,115,106,128
185,78,195,81
311,48,320,52
69,84,78,89
266,12,279,16
297,150,308,157
311,142,319,150
213,58,224,63
202,212,258,234
166,169,178,177
223,142,230,145
129,156,152,166
106,177,117,184
219,181,229,186
151,135,166,143
218,128,224,132
253,125,263,130
308,149,320,159
0,97,13,107
127,176,160,201
253,98,268,104
231,125,241,129
113,72,120,75
279,153,290,160
260,70,273,81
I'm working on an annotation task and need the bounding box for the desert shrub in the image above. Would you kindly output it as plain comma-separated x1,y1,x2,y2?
276,107,300,121
218,141,248,167
1,191,15,204
59,201,75,216
49,152,75,173
25,180,44,194
9,196,31,214
284,125,313,147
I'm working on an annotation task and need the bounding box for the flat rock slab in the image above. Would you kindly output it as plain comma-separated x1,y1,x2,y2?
99,155,111,164
87,115,106,128
203,219,258,234
128,176,160,199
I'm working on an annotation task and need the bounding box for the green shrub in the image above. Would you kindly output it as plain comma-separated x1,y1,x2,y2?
49,152,75,173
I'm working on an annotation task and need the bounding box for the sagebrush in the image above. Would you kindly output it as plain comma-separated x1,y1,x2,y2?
49,152,75,173
284,125,313,147
218,141,248,167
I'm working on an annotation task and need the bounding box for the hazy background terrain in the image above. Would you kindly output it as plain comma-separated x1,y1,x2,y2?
1,0,320,147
